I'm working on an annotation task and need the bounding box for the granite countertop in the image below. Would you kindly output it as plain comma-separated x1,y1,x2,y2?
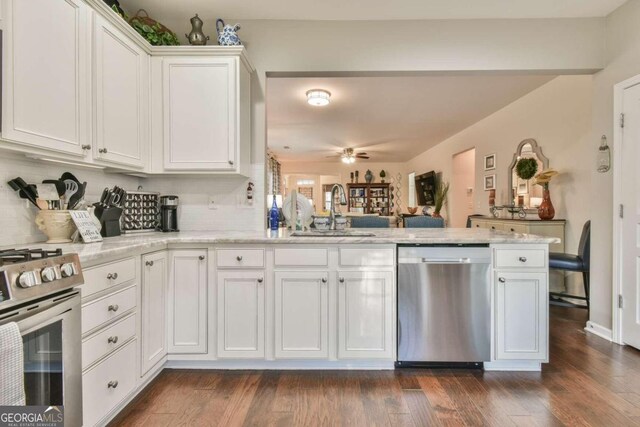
11,228,560,264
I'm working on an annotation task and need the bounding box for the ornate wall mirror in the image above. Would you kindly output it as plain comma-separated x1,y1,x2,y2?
508,139,549,209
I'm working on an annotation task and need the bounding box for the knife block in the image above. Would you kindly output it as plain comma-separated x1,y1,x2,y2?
93,204,123,237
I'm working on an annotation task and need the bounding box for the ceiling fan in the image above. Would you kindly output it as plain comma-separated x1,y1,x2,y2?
327,148,370,164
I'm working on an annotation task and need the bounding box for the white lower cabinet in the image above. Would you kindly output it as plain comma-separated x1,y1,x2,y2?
337,270,394,359
83,339,137,427
274,271,329,359
168,250,208,354
494,271,548,361
216,270,265,358
141,252,168,375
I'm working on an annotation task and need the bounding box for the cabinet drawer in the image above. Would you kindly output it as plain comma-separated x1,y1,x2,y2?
82,286,137,334
494,249,546,269
504,224,528,234
82,257,136,298
274,248,328,267
83,339,137,427
339,247,395,267
217,249,264,268
82,313,136,370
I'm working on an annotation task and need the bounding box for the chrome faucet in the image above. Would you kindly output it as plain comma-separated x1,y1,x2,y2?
330,184,347,230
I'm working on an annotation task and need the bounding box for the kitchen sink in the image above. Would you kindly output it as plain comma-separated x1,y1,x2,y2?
291,230,377,237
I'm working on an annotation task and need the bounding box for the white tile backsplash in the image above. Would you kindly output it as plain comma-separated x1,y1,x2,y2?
0,150,265,246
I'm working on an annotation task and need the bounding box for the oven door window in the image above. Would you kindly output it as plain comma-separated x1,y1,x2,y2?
22,320,63,406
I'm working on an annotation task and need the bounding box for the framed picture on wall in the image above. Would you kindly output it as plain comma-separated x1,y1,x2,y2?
484,174,496,191
484,154,496,171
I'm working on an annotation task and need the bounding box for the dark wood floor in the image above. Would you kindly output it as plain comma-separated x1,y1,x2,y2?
110,307,640,426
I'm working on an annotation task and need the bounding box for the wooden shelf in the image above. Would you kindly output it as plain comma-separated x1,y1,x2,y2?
347,183,391,216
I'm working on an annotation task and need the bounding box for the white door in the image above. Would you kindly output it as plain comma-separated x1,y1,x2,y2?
621,82,640,348
163,57,237,170
338,271,394,359
494,271,547,361
93,14,148,168
274,271,329,359
141,252,168,374
2,0,90,156
168,250,207,354
216,271,264,358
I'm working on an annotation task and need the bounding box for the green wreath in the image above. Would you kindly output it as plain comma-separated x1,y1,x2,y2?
516,158,538,180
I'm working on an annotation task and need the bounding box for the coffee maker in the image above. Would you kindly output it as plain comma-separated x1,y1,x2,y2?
160,195,179,232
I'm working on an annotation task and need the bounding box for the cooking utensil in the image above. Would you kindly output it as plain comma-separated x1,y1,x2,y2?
67,181,86,210
7,177,40,209
42,180,66,197
36,184,63,209
63,180,78,206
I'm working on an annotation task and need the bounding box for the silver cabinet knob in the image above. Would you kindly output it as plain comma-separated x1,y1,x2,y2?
108,304,119,312
81,144,91,150
236,256,243,261
199,255,205,261
518,257,527,263
228,160,234,165
146,260,154,267
108,336,118,344
107,272,118,280
107,380,118,389
98,148,108,154
339,278,345,283
257,278,264,283
498,277,506,283
321,278,327,283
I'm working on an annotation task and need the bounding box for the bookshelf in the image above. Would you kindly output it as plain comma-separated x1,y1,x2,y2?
347,183,391,216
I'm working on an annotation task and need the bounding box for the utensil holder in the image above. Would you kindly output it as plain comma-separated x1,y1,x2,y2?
93,204,123,237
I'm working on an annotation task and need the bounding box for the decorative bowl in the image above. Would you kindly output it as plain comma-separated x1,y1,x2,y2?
334,216,348,230
407,207,418,214
312,216,331,230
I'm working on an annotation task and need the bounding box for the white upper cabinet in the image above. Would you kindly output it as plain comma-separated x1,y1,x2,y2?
2,0,90,157
93,13,148,168
156,54,251,174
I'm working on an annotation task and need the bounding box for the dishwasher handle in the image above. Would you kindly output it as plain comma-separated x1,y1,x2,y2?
420,257,471,264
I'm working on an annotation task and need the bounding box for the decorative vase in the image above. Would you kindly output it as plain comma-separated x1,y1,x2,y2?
186,14,210,45
216,19,242,46
538,188,555,220
365,170,374,183
355,171,359,183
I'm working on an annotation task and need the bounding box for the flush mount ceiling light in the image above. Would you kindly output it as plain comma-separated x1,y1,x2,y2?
306,89,331,107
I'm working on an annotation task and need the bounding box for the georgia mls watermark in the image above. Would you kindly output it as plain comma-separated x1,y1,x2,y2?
0,406,64,427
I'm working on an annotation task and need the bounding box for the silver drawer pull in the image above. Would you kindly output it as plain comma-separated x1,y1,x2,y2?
321,278,327,283
236,256,243,261
108,304,119,312
107,272,118,280
108,336,118,344
145,260,154,267
98,148,108,154
228,160,234,165
81,144,91,150
518,257,527,263
498,277,506,283
199,255,205,261
107,380,118,389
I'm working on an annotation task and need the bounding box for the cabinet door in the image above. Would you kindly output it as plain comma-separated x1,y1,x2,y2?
217,271,264,358
495,271,548,361
93,14,148,168
2,0,90,156
338,271,394,359
168,250,207,354
163,57,237,170
274,271,329,359
141,252,168,374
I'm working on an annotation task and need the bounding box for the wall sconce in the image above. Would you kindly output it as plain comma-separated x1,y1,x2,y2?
597,135,611,173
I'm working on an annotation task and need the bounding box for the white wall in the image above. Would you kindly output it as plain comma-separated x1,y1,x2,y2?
589,0,640,330
451,148,476,228
404,75,593,286
0,151,140,246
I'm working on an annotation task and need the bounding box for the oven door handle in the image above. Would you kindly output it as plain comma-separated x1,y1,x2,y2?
13,292,80,335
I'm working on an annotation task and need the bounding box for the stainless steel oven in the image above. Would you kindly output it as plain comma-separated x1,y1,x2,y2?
0,290,82,426
0,249,84,426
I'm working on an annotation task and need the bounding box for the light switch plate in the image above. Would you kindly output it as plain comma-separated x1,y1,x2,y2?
208,197,217,210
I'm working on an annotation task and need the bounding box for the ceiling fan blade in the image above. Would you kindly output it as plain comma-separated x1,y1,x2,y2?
356,155,370,159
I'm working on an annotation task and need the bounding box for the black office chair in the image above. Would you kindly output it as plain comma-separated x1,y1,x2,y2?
549,220,590,312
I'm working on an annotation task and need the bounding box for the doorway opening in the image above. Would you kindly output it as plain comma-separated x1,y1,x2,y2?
451,148,476,228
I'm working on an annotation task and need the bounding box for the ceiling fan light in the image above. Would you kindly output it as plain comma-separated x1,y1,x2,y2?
341,156,350,164
306,89,331,107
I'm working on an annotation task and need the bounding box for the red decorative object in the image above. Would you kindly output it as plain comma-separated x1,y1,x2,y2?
432,211,442,218
538,189,555,220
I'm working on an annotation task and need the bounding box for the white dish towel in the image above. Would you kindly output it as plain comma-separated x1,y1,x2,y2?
0,322,26,405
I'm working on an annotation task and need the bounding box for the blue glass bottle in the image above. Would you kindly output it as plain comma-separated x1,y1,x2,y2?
269,195,279,231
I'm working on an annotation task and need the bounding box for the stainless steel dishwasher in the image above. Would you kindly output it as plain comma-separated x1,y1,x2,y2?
396,245,491,368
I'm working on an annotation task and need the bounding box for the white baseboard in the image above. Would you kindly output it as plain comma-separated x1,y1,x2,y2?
585,321,613,341
484,361,542,371
165,359,395,370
